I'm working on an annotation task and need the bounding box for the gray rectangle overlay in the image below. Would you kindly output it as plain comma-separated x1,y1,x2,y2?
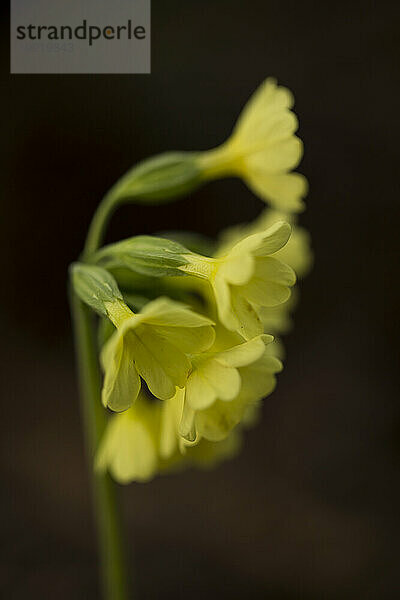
11,0,151,74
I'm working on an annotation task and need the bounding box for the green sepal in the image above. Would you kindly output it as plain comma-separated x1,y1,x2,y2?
92,235,192,278
108,152,203,205
70,263,123,317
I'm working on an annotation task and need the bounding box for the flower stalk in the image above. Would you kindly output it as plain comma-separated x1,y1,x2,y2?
70,291,130,600
72,194,133,598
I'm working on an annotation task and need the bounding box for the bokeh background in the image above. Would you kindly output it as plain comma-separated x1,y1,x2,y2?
1,1,399,598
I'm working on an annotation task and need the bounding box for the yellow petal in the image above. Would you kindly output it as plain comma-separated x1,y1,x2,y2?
235,110,298,155
230,288,263,339
230,221,291,257
132,326,190,400
237,352,283,403
95,404,158,484
112,421,157,483
212,275,239,331
159,389,184,459
100,331,141,412
216,334,272,368
246,136,303,174
179,397,197,443
140,296,214,327
218,252,254,285
246,172,308,213
186,359,241,410
233,78,294,140
274,224,313,278
241,257,296,307
152,324,215,354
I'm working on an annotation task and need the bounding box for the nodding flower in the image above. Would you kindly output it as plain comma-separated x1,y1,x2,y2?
198,77,308,212
179,221,296,340
101,296,215,412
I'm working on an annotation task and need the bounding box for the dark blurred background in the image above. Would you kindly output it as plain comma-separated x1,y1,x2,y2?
1,1,399,598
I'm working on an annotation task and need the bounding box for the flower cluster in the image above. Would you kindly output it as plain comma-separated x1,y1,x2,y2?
72,77,312,484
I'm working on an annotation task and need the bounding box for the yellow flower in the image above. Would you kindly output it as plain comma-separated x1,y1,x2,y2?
159,329,282,450
179,221,296,339
218,208,313,279
95,391,161,484
195,348,282,441
198,78,307,212
96,389,242,484
96,330,282,484
184,334,269,411
101,296,215,411
217,208,313,336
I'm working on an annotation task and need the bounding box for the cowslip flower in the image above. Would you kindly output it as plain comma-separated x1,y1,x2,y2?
198,77,307,212
159,330,282,452
184,334,270,412
196,344,282,442
95,392,160,483
178,221,296,339
217,209,313,336
218,208,313,279
183,337,282,443
101,296,215,411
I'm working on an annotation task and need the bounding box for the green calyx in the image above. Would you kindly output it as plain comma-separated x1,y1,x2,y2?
108,152,203,205
91,235,193,278
71,263,123,317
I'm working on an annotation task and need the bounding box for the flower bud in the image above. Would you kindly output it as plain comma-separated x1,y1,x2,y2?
71,263,123,317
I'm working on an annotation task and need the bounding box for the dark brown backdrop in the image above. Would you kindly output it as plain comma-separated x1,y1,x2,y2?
1,1,399,598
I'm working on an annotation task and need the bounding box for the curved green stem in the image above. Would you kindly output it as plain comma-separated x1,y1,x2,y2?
70,291,130,600
83,190,119,259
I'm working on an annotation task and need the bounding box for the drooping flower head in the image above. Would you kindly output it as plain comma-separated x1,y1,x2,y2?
95,329,283,485
71,77,311,488
178,221,296,339
198,78,308,212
